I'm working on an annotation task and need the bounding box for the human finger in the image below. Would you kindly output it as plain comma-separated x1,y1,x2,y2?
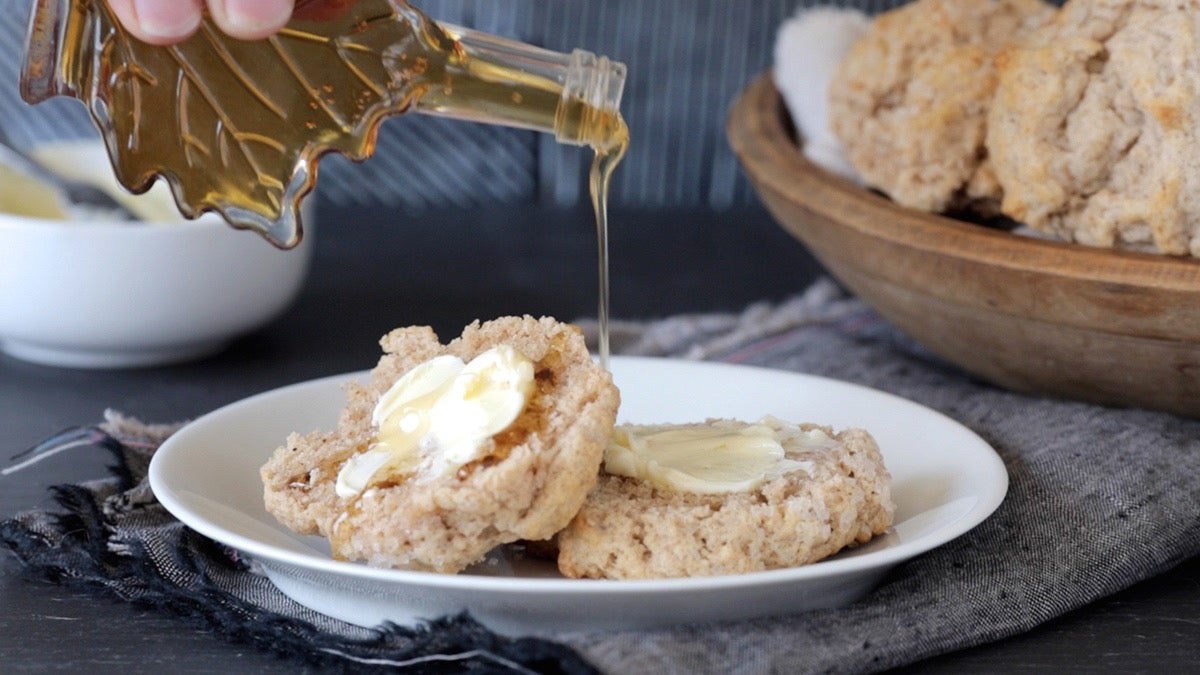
105,0,205,45
205,0,295,41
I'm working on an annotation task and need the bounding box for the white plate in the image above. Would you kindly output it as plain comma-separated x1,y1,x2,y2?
149,356,1007,634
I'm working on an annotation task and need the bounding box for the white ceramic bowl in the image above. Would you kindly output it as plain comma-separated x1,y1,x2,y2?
0,145,314,369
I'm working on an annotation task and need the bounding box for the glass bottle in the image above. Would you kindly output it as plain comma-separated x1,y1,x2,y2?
19,0,627,249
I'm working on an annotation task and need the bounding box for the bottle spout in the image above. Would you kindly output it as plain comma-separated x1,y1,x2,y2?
557,49,627,148
410,25,627,151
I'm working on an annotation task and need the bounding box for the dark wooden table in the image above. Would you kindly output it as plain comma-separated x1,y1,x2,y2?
2,203,1197,672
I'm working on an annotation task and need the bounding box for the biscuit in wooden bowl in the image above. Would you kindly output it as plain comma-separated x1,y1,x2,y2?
828,0,1054,214
260,316,619,573
989,0,1200,255
555,417,895,580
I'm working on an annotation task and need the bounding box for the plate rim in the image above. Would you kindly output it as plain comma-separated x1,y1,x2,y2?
149,355,1008,596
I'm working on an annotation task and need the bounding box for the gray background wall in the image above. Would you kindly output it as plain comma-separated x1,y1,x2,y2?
0,1,912,211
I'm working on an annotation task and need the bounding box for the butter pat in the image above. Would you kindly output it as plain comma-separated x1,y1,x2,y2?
604,418,812,494
335,446,396,498
335,345,535,498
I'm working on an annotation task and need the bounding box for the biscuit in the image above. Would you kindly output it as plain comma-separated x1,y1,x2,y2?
828,0,1053,213
555,419,895,580
988,0,1200,255
260,316,619,573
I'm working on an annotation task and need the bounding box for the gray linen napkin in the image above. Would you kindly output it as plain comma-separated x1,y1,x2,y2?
565,280,1200,672
4,279,1199,674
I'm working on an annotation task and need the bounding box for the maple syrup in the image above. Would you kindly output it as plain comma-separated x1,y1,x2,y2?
589,118,629,368
21,0,627,364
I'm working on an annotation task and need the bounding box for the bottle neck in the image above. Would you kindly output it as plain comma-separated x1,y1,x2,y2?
410,25,627,149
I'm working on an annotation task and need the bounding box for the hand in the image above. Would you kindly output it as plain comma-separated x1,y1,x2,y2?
106,0,355,45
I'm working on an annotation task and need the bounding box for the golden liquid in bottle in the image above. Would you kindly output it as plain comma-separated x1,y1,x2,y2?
25,0,626,364
24,0,467,247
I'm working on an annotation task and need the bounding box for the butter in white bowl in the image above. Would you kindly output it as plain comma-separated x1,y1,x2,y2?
0,161,71,220
25,140,188,223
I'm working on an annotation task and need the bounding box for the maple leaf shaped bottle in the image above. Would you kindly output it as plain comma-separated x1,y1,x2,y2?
19,0,627,248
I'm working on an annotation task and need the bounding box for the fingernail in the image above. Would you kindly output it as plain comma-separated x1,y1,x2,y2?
218,0,295,36
130,0,202,42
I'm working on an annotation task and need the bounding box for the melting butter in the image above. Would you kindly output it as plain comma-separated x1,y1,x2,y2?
604,418,818,494
335,345,534,498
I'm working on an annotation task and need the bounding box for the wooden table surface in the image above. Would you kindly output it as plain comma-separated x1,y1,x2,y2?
1,203,1197,673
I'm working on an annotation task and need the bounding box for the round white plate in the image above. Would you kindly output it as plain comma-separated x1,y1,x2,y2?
149,356,1007,635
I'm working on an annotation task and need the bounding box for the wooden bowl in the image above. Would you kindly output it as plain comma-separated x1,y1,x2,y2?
727,74,1200,418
